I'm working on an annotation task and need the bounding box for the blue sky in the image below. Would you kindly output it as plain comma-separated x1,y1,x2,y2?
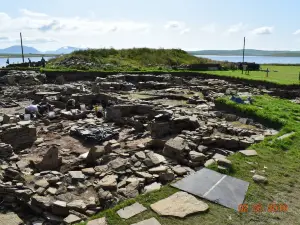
1,0,300,51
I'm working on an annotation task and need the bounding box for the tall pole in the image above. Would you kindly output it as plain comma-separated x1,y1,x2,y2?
20,32,24,63
242,37,245,63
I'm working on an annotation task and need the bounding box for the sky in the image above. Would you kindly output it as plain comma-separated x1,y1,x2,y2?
1,0,300,51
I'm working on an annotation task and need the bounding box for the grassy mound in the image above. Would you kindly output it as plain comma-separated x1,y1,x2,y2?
47,48,215,71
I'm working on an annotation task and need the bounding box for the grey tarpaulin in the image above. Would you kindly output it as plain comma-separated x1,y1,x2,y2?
171,168,249,211
70,124,119,144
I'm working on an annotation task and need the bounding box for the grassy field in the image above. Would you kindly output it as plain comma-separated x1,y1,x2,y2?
46,48,216,70
205,65,300,85
78,95,300,225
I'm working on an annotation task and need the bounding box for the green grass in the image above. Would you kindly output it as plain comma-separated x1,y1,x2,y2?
204,65,300,85
46,48,216,71
78,95,300,225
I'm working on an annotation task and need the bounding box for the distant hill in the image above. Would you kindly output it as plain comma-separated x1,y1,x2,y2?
188,49,300,57
0,45,81,55
45,46,82,54
0,45,40,54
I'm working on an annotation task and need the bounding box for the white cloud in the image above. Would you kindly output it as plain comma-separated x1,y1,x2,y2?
164,21,185,30
252,26,273,35
164,21,190,35
201,24,216,33
0,10,152,39
180,28,190,35
293,29,300,35
226,22,246,34
20,9,48,17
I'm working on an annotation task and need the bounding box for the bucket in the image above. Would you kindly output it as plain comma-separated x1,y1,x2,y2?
24,114,31,121
48,112,55,118
80,104,86,111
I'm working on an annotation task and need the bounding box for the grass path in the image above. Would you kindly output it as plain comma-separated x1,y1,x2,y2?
205,65,300,85
78,96,300,225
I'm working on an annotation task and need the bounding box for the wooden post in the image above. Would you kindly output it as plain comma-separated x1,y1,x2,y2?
20,32,24,63
242,37,245,64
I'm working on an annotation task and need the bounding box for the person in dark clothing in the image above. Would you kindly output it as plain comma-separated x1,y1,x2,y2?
66,99,76,111
6,58,9,65
41,57,46,68
28,58,31,67
247,97,253,104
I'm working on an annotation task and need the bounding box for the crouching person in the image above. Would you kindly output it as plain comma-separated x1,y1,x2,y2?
66,98,76,111
25,104,44,119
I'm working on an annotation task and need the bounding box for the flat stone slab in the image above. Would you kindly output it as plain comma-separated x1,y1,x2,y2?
0,212,23,225
64,214,81,224
87,217,108,225
239,150,258,156
144,182,162,193
117,202,147,219
172,168,249,211
277,132,295,140
150,192,209,218
131,217,161,225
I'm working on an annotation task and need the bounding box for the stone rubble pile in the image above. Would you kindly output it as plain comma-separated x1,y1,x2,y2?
0,70,283,224
0,70,46,85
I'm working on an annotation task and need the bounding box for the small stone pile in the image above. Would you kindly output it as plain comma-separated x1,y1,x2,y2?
0,123,37,150
0,70,46,85
0,143,13,159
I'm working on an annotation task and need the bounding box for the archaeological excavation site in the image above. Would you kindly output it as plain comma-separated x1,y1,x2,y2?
0,68,299,225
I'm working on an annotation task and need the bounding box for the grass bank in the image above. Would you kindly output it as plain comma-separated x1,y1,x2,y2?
204,65,300,85
78,95,300,225
46,48,216,71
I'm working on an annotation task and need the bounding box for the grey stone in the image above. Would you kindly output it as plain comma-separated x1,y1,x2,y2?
118,180,140,198
159,170,175,183
86,146,105,164
277,132,295,140
64,214,82,224
189,151,206,162
117,202,147,219
150,192,209,218
217,158,232,169
253,174,268,184
0,143,14,158
239,150,258,156
212,153,226,160
87,217,108,225
131,217,161,225
149,166,168,173
33,146,62,171
109,157,128,171
35,179,49,188
144,182,161,193
47,187,58,195
145,152,166,166
67,200,87,211
171,165,187,176
0,212,23,225
31,195,52,209
135,151,146,160
204,159,215,167
52,200,69,216
98,175,118,190
82,168,96,175
163,137,186,160
69,171,85,181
